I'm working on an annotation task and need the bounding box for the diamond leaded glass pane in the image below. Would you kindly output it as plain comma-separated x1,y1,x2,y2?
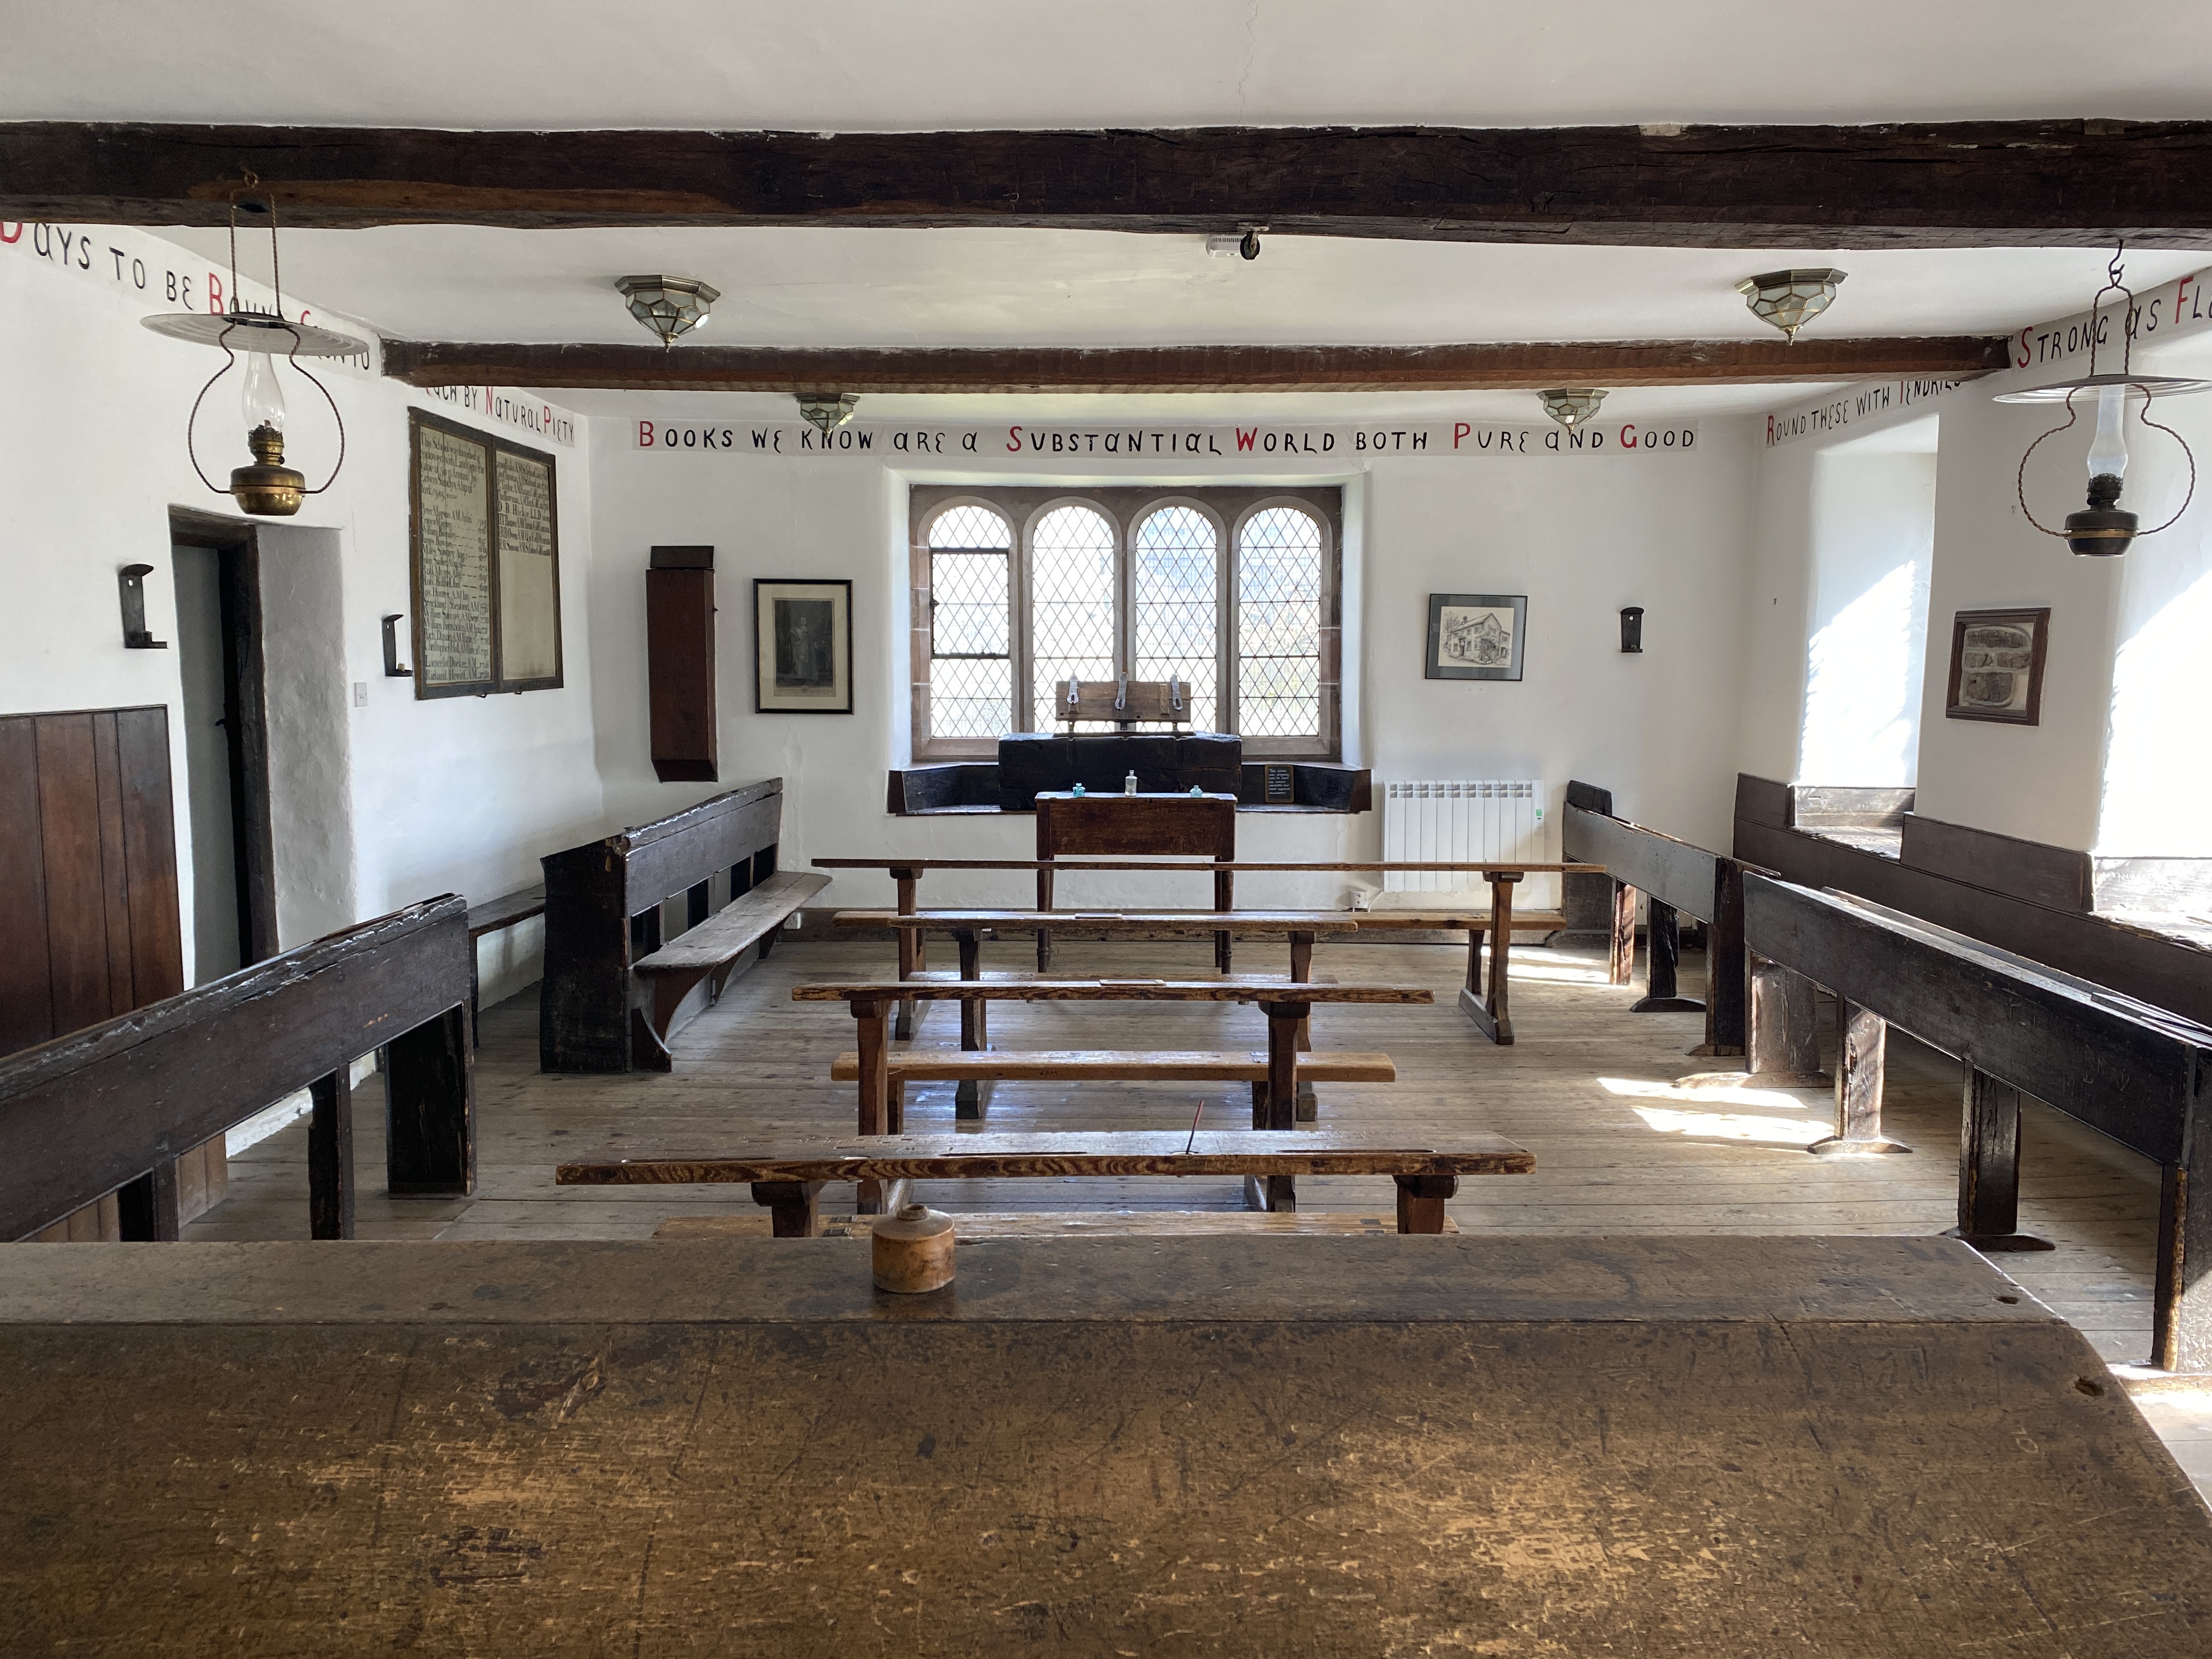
1237,506,1323,737
927,505,1011,737
1031,504,1117,729
1132,505,1218,730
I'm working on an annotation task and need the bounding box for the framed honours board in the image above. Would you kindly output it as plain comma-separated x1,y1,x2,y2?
408,410,563,698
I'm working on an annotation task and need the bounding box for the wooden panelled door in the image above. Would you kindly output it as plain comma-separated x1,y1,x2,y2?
0,704,227,1237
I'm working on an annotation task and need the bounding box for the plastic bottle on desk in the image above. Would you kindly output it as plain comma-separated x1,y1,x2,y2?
1124,770,1139,795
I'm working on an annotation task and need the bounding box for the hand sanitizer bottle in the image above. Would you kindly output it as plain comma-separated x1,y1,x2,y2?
1124,770,1139,795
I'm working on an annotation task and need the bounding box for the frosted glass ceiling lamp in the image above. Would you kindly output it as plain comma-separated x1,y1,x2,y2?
617,275,720,346
1539,388,1607,428
1996,246,2211,557
1737,268,1847,341
140,184,364,517
797,393,859,433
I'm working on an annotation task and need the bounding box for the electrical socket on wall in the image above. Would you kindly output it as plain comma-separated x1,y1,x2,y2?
352,681,368,708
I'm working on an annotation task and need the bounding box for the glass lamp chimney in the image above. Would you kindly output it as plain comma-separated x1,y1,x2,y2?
2086,381,2129,486
240,351,286,433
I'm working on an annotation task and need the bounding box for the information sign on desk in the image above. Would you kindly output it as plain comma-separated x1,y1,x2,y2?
408,411,563,699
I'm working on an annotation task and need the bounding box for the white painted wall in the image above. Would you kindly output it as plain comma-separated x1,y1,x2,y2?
0,225,603,1001
585,422,1757,913
1742,294,2212,855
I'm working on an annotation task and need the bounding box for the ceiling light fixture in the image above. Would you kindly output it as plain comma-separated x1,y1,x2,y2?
797,393,859,433
1539,388,1608,428
140,181,364,517
1996,244,2209,557
1737,268,1847,342
617,274,720,346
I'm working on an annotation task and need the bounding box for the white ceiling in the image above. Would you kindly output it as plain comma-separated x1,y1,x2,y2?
12,1,2212,127
78,1,2212,421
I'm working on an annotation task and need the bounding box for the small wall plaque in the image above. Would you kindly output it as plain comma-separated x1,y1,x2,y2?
1263,764,1295,804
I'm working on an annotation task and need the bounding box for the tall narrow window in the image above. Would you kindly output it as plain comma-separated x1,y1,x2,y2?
1132,505,1219,731
1236,506,1323,737
926,505,1012,739
1029,504,1117,729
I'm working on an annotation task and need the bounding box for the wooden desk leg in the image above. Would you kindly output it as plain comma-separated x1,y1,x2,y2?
1948,1069,2052,1252
955,929,989,1121
893,868,920,1040
307,1067,356,1240
1692,864,1748,1057
116,1160,182,1242
1394,1174,1458,1234
751,1180,825,1238
1745,956,1830,1087
1035,862,1054,972
1290,930,1317,1123
1609,881,1638,986
1809,1001,1911,1156
2155,1065,2212,1371
1215,866,1233,973
386,1006,476,1197
1632,898,1705,1014
853,996,898,1212
1259,1000,1308,1132
1459,874,1519,1044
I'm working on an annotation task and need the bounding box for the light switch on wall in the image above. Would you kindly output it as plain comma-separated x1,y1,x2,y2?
352,681,369,707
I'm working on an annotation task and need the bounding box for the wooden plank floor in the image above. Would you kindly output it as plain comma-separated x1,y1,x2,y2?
184,935,2212,1494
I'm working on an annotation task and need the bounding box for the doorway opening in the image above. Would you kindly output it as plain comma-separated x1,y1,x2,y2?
170,509,279,980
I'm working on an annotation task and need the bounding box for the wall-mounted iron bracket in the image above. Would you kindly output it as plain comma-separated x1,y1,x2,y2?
382,614,414,677
119,565,167,648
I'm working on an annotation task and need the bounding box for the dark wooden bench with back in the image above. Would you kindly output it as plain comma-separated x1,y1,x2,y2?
539,780,826,1074
1743,872,2212,1374
0,898,476,1242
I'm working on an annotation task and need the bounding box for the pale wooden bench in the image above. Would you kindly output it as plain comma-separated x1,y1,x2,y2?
653,1209,1458,1239
558,1127,1533,1232
629,870,829,1068
1351,898,1569,1045
796,978,1433,1148
830,1046,1394,1126
837,907,1354,1107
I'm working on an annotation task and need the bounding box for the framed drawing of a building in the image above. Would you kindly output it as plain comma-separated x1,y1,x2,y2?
408,410,563,699
1426,593,1527,681
754,578,853,713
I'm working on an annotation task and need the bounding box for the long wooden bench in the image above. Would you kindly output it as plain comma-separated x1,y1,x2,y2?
830,1047,1395,1125
1742,873,2212,1374
797,978,1433,1140
558,1128,1532,1230
1350,905,1567,1044
540,780,792,1074
0,898,475,1242
462,883,544,1046
629,870,828,1069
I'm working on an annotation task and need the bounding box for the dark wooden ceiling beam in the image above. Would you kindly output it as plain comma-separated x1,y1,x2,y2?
4,120,2211,247
381,336,2011,394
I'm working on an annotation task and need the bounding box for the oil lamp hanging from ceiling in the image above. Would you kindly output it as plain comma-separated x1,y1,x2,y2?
139,182,364,517
1995,245,2209,557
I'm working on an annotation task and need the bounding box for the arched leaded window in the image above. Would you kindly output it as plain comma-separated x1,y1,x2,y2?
925,504,1012,739
1132,505,1220,731
1235,506,1324,738
908,486,1339,760
1028,504,1118,730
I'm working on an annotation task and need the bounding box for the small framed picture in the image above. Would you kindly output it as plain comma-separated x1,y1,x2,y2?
1426,593,1527,681
1944,607,2050,725
754,578,853,714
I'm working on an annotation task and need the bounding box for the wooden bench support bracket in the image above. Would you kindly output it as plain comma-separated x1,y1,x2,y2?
1741,955,1832,1088
307,1067,356,1241
1809,1002,1912,1157
1393,1173,1458,1234
1632,899,1708,1015
1945,1068,2053,1253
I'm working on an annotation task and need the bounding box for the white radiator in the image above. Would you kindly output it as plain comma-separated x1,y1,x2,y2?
1381,780,1547,893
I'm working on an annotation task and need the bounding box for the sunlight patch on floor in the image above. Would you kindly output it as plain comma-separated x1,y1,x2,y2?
1599,1075,1825,1110
1626,1104,1829,1148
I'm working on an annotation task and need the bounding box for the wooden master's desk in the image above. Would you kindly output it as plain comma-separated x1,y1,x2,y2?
6,1235,2209,1654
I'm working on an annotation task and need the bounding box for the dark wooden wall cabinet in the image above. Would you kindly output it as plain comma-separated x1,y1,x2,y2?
647,545,717,783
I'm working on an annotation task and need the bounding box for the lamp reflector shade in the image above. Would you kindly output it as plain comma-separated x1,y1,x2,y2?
1737,269,1847,341
616,275,720,346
